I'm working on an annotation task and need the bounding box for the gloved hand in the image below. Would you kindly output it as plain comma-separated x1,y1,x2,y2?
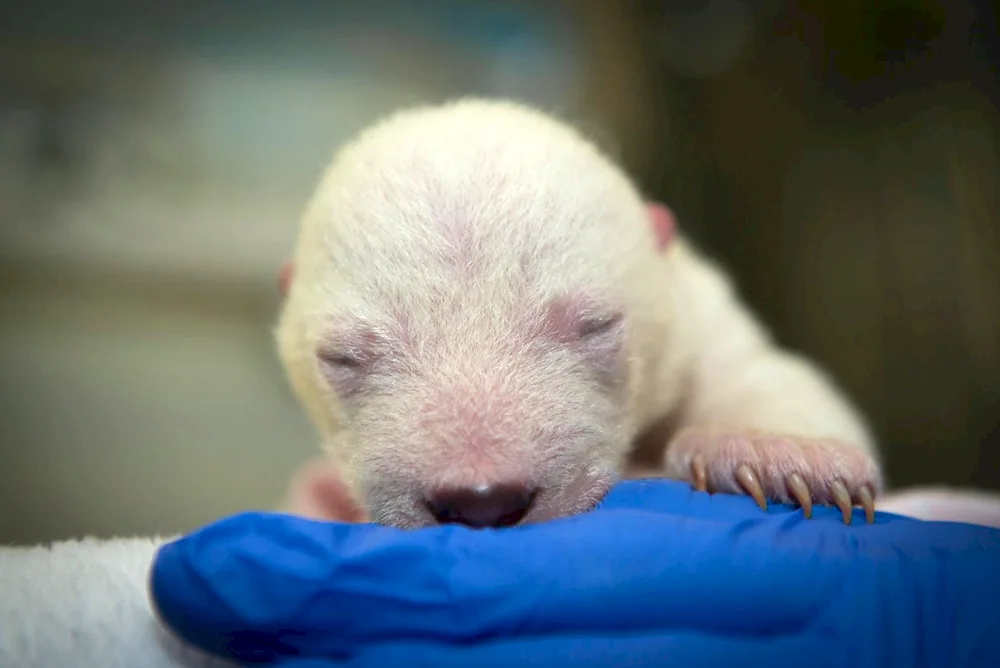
149,479,1000,667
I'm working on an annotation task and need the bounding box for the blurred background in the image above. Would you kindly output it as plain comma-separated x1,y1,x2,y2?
0,0,996,545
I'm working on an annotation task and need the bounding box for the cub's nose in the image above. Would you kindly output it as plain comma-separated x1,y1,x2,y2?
426,484,537,528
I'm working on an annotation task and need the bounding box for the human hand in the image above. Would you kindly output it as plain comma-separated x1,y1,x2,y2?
149,479,1000,667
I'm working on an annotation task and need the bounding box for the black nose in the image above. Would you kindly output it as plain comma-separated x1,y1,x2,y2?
426,484,537,528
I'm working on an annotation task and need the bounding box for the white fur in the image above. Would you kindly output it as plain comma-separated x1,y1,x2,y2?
666,243,875,449
0,536,235,668
276,98,878,526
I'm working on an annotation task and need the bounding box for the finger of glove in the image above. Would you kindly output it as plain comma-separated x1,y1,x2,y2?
601,478,813,521
603,479,915,525
151,508,824,660
151,504,1000,664
599,478,769,519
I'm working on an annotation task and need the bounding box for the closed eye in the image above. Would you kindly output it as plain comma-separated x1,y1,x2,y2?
317,349,370,397
318,351,365,370
578,314,621,339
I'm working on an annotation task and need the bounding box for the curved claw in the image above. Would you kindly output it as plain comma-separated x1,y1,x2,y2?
735,464,767,511
830,480,853,525
691,454,708,492
858,485,875,524
786,473,813,519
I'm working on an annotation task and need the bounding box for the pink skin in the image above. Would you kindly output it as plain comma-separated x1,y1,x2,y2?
283,456,369,523
877,488,1000,528
647,202,676,252
280,202,878,525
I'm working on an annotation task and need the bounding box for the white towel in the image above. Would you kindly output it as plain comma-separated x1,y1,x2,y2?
1,487,997,667
0,535,236,668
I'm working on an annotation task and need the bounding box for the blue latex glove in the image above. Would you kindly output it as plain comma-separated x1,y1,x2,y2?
149,479,1000,667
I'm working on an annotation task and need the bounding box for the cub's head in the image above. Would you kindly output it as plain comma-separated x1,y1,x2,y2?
276,99,676,528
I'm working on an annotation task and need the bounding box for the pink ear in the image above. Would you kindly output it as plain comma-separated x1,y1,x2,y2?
279,260,294,296
283,457,369,523
647,202,676,252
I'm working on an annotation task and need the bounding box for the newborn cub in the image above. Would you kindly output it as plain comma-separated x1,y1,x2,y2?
276,98,881,529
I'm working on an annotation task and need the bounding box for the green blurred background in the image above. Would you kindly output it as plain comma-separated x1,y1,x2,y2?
0,0,996,545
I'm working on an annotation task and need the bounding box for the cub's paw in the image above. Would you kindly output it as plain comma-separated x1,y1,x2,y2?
664,427,882,524
282,457,369,523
